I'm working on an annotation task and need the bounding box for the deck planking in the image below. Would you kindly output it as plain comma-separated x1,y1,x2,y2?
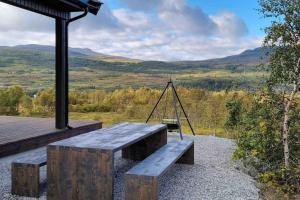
0,116,102,157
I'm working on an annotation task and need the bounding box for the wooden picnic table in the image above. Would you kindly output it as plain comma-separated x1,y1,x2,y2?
47,122,167,200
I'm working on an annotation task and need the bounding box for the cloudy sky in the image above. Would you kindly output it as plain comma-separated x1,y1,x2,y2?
0,0,269,61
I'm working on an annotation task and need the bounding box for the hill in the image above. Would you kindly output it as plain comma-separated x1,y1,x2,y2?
0,44,267,91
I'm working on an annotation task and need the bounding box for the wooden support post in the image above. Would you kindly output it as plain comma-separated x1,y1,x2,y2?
122,128,167,161
47,146,114,200
11,163,40,198
125,175,159,200
55,18,68,129
177,143,194,165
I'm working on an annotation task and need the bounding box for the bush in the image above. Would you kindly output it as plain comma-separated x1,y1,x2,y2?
232,88,300,195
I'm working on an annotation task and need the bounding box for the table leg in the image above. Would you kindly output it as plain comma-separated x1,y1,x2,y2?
47,146,114,200
122,128,167,161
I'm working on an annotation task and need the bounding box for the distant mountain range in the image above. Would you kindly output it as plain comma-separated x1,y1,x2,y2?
0,44,269,91
173,47,268,68
0,44,268,73
14,44,106,57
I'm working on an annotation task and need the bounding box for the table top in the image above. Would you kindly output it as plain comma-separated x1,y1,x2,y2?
48,122,166,152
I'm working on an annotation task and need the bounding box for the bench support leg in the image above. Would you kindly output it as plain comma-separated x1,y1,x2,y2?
125,175,158,200
47,146,114,200
177,143,194,165
11,163,40,198
122,128,167,161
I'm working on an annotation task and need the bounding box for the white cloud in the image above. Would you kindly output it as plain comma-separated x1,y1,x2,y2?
211,11,248,39
0,1,262,61
158,3,217,35
113,9,150,29
0,3,53,32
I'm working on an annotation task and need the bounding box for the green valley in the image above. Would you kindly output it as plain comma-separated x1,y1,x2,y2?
0,44,267,92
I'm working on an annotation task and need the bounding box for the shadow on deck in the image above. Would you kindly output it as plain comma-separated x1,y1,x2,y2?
0,116,102,157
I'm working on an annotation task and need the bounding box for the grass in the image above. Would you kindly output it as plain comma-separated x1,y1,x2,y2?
69,111,229,137
0,64,264,91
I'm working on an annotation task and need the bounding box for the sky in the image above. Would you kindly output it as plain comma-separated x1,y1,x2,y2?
0,0,270,61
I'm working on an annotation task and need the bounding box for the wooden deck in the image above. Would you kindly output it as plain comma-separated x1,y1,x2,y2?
0,116,102,157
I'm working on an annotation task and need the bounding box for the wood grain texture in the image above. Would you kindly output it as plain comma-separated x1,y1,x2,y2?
125,175,158,200
50,122,167,152
47,146,114,200
47,122,167,200
0,116,101,157
11,163,40,198
13,152,47,166
122,128,167,161
126,139,194,177
177,143,194,165
125,139,194,200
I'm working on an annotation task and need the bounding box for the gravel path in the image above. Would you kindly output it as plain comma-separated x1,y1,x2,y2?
0,135,260,200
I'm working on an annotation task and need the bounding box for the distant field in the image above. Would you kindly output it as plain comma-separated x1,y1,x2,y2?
0,64,266,92
0,44,267,91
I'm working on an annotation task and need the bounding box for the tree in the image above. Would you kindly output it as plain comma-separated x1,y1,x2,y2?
259,0,300,168
225,93,243,138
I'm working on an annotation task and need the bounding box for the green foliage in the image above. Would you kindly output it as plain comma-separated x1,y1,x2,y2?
260,0,300,86
0,86,247,137
0,86,24,115
225,93,243,130
33,89,55,114
233,88,300,195
0,45,266,91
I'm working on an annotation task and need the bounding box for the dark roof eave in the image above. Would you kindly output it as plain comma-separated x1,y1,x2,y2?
62,0,102,15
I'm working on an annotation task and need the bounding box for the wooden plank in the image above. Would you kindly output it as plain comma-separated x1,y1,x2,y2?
50,122,167,152
177,143,194,165
11,162,40,197
122,128,167,161
47,122,167,200
13,152,47,166
126,139,194,177
47,146,114,200
0,117,102,157
125,175,158,200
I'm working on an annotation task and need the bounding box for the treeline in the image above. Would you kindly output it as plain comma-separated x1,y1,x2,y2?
1,85,299,196
0,86,251,137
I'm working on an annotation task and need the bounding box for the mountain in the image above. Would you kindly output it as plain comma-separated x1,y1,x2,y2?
174,47,269,69
14,44,109,57
0,44,267,73
0,44,268,90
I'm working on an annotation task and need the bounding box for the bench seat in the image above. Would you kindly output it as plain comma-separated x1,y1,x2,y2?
11,152,47,198
47,122,167,200
125,139,194,200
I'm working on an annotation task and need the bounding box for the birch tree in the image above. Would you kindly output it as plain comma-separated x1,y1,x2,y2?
259,0,300,168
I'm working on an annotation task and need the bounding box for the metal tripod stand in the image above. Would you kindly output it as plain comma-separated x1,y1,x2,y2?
146,79,196,140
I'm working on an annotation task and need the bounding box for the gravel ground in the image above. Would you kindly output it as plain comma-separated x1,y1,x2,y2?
0,135,260,200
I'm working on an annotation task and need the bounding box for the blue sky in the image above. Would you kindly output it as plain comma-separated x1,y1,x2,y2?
0,0,268,61
110,0,269,36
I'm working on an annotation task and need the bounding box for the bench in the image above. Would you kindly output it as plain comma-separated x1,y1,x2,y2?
47,122,167,200
125,139,194,200
11,152,47,198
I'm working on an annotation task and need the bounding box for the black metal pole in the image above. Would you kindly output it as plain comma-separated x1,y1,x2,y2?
65,9,88,129
146,82,170,123
55,18,68,129
65,21,70,128
171,86,183,140
171,83,196,136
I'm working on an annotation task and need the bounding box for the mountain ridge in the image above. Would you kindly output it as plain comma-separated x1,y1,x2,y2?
0,44,267,65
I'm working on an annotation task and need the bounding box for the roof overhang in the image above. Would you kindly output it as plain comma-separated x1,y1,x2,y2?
0,0,102,19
